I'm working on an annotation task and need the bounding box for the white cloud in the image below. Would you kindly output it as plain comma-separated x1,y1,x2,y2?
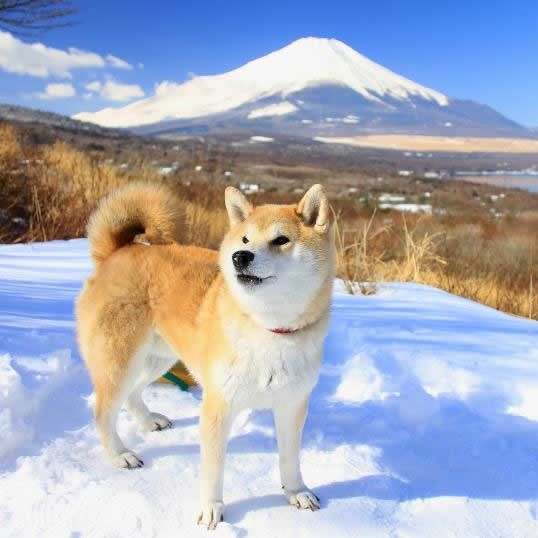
83,92,93,100
0,30,133,78
106,54,133,70
83,79,144,102
100,80,144,102
36,82,76,99
85,80,102,92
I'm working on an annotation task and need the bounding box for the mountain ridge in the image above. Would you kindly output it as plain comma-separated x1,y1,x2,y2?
70,37,530,137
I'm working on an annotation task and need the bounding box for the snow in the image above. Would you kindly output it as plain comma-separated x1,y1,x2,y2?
247,101,298,119
250,136,273,143
73,37,448,128
1,240,538,537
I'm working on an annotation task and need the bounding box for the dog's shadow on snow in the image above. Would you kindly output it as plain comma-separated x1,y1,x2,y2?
223,476,406,524
223,476,410,524
225,494,284,524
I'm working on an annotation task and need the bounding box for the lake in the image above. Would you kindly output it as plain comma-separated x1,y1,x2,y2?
455,174,538,193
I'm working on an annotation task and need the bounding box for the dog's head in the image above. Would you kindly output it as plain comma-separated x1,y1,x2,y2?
219,184,335,329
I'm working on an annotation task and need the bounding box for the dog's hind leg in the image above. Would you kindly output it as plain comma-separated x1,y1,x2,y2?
127,387,172,432
126,353,175,432
92,342,155,469
94,374,144,469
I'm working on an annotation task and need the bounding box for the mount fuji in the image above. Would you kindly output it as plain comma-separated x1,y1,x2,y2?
74,37,526,137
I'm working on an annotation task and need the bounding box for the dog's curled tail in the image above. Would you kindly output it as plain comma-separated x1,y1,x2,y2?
87,182,182,267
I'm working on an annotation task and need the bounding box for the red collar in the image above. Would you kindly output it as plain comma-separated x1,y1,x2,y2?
270,327,299,334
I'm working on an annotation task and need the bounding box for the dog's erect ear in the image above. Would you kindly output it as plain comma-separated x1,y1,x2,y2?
225,187,253,227
297,184,329,233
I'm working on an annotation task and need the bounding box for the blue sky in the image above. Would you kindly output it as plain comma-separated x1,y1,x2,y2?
1,0,537,125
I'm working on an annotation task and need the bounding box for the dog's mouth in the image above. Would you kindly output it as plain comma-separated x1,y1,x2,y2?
236,274,272,286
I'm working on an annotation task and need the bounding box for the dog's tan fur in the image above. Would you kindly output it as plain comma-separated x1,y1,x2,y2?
76,182,335,528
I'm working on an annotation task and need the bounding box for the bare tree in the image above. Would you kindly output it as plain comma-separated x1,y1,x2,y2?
0,0,77,35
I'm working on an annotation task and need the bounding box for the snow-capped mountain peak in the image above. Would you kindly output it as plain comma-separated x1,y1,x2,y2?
230,37,449,106
74,37,449,129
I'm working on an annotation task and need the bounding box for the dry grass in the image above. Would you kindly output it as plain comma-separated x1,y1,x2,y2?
31,142,125,240
336,212,538,320
0,123,21,166
181,200,228,248
1,122,537,320
334,209,387,295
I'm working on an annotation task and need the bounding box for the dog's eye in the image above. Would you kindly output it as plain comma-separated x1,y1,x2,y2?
242,236,249,244
271,236,290,246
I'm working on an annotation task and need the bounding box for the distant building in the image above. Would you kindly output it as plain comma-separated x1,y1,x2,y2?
158,162,180,175
398,170,413,177
158,166,174,175
379,203,432,215
378,193,406,203
239,182,260,195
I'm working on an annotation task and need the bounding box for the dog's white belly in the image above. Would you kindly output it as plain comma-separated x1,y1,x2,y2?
135,331,181,386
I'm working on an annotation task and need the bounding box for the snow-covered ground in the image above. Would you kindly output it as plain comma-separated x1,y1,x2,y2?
1,239,538,537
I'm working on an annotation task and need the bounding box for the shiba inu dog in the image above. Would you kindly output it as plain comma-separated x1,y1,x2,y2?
76,182,335,529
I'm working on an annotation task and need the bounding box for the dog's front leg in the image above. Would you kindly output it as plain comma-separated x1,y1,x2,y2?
198,394,232,529
273,396,320,511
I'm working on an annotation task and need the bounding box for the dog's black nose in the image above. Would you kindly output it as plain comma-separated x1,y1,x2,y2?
232,250,254,270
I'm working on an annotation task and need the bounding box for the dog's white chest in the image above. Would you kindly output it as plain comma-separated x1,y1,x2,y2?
214,326,324,410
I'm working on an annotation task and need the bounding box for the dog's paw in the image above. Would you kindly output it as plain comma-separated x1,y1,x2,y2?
284,488,320,511
112,451,144,469
197,501,224,530
142,413,172,432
